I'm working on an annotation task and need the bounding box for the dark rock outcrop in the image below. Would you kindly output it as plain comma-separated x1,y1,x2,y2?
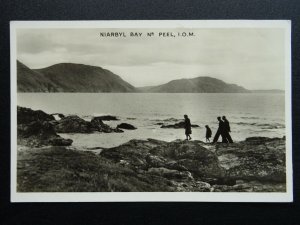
100,137,286,192
101,139,225,189
160,121,199,129
17,107,72,147
93,115,119,121
54,115,95,133
53,115,123,133
117,123,137,130
17,135,286,192
18,106,55,124
91,117,123,133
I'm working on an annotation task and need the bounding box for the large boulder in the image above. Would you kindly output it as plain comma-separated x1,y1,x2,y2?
117,123,137,130
91,117,123,133
160,121,199,129
101,139,225,179
149,140,225,179
54,115,95,133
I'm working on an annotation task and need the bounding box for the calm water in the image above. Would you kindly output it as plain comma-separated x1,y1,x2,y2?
18,93,285,148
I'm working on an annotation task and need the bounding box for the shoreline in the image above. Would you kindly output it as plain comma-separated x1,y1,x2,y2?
15,106,287,192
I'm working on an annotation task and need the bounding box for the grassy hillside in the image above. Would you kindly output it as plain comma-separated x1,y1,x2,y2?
17,61,136,92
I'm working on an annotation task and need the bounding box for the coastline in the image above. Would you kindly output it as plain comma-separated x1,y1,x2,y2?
16,106,286,192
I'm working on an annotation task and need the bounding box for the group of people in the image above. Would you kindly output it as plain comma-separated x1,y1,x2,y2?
183,114,233,143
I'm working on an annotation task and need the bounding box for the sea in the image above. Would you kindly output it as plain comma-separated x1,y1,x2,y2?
17,93,286,148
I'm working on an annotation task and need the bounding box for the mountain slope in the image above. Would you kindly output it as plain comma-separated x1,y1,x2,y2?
140,77,249,93
17,61,59,92
17,61,136,92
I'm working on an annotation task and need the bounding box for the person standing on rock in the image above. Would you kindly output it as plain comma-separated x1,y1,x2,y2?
212,116,226,143
222,116,233,143
205,125,212,142
184,114,192,140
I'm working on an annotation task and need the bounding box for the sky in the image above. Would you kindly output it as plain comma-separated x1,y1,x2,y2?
17,28,286,90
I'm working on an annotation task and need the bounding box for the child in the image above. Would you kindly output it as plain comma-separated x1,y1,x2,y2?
205,125,212,142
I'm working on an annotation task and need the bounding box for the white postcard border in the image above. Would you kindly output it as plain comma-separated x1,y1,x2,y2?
10,20,293,202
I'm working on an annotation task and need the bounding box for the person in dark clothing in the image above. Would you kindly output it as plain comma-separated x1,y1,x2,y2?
184,114,192,140
205,125,212,142
222,116,233,143
212,116,227,143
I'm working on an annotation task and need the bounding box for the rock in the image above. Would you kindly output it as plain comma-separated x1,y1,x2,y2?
212,180,286,192
54,115,95,133
18,121,56,138
117,123,137,130
216,137,286,182
149,141,225,178
48,137,73,146
93,115,119,121
55,115,123,133
17,106,73,147
101,139,153,170
18,106,55,124
195,181,211,191
147,167,193,180
100,137,286,192
160,121,199,129
145,154,166,168
91,117,123,133
101,139,225,180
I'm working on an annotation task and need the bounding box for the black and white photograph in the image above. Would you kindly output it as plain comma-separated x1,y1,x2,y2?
10,20,292,202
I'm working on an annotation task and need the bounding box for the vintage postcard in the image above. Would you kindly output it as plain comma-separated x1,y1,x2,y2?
10,20,292,202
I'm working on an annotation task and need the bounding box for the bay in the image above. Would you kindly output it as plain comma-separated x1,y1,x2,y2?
17,93,285,148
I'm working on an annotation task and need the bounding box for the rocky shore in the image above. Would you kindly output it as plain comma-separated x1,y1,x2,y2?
16,106,286,192
17,106,127,147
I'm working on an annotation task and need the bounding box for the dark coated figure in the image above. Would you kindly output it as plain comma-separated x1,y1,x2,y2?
222,116,233,143
212,116,226,143
205,125,212,142
184,114,192,140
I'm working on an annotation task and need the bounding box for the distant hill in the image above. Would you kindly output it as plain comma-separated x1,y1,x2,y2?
251,89,284,93
138,77,250,93
17,61,136,92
